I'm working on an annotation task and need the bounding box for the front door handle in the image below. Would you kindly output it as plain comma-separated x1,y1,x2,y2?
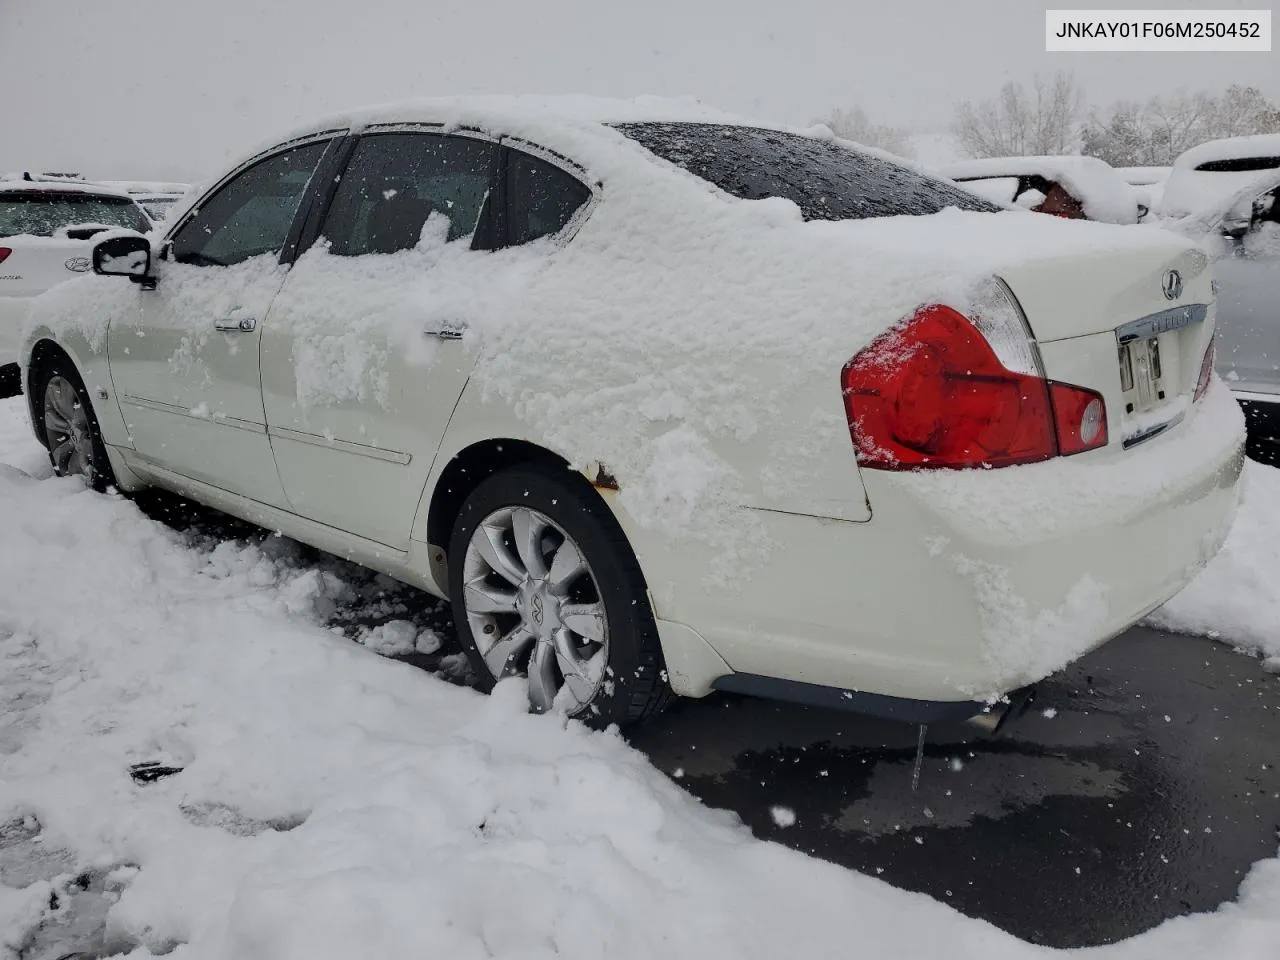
424,320,467,340
214,317,257,333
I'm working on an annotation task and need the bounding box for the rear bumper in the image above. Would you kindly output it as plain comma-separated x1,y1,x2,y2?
633,383,1245,707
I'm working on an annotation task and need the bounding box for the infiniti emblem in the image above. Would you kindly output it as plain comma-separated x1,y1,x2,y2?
1161,269,1183,301
530,593,544,626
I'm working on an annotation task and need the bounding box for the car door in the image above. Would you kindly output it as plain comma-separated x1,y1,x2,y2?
106,136,336,506
1213,187,1280,397
260,131,593,549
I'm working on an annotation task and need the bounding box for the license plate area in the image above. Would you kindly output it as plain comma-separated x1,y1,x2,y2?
1118,336,1164,413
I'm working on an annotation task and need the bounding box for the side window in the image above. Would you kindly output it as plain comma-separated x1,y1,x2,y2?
505,149,591,247
170,141,328,266
319,133,496,256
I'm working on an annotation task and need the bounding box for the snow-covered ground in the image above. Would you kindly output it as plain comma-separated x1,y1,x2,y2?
0,393,1277,959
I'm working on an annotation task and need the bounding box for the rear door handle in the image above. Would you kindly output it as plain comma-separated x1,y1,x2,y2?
214,317,257,332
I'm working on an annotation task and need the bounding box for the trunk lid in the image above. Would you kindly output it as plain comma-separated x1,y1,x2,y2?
0,235,96,297
996,236,1215,452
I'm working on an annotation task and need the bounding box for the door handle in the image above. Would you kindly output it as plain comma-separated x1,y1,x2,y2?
214,317,257,332
424,321,467,340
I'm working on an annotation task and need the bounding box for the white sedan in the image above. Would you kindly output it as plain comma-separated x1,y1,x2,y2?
19,98,1244,728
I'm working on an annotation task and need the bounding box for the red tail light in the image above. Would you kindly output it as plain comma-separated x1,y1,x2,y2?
1193,335,1216,403
1049,382,1108,456
0,247,10,264
842,303,1108,470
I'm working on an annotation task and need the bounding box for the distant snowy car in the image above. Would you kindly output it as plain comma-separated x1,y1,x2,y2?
1162,160,1280,458
0,178,151,396
98,180,193,223
940,156,1147,224
1158,134,1280,219
1116,165,1172,213
19,98,1243,729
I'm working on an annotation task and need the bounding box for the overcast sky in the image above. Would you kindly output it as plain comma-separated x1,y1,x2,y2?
1,0,1276,180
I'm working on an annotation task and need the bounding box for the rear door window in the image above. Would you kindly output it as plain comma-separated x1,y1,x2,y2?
503,149,592,246
614,122,1000,220
319,132,497,256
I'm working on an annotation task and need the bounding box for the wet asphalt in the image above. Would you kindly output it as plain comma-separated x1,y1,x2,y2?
136,490,1280,949
630,627,1280,947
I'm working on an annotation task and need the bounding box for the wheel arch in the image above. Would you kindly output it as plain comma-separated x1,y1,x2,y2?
424,437,576,553
25,336,79,447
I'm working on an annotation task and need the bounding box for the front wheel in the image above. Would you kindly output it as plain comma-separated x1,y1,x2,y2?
35,359,116,492
447,464,671,727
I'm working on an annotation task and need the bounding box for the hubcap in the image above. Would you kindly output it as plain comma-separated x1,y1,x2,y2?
462,506,609,714
43,375,95,481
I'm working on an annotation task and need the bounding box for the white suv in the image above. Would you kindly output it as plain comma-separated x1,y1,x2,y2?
0,177,152,395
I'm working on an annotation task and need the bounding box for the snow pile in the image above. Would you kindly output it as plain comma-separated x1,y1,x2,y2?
1160,134,1280,218
1149,459,1280,669
939,156,1141,224
0,395,1278,958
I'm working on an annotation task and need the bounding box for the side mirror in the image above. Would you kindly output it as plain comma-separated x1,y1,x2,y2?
92,232,154,287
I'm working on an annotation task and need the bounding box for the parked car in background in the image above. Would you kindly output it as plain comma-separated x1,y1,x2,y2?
1159,134,1280,219
1116,165,1172,212
19,99,1240,731
0,176,152,397
98,180,192,223
1164,164,1280,463
940,156,1147,224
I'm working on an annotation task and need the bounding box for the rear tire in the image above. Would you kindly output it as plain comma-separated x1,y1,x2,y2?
33,357,116,492
447,463,672,728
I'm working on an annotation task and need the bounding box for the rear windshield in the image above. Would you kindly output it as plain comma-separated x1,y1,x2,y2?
613,122,1001,221
0,192,151,238
1195,156,1280,173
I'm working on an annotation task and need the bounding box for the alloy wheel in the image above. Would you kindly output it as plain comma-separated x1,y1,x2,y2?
461,505,609,714
43,375,96,482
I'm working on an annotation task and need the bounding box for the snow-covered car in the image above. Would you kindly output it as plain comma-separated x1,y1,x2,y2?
0,178,152,397
1164,167,1280,458
1116,165,1172,212
1159,134,1280,220
98,180,193,224
940,156,1147,224
19,97,1243,730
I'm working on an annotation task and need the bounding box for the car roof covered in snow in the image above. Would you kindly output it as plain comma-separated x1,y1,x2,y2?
0,177,136,200
937,155,1140,224
1159,134,1280,218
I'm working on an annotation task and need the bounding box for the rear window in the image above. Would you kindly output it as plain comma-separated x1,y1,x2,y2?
0,192,151,238
613,122,1001,221
1195,156,1280,173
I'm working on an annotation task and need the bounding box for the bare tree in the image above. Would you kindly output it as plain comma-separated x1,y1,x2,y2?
1083,86,1280,166
816,106,916,160
952,72,1086,158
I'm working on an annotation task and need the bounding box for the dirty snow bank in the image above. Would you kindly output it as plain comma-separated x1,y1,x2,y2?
1,398,1279,958
1149,459,1280,669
